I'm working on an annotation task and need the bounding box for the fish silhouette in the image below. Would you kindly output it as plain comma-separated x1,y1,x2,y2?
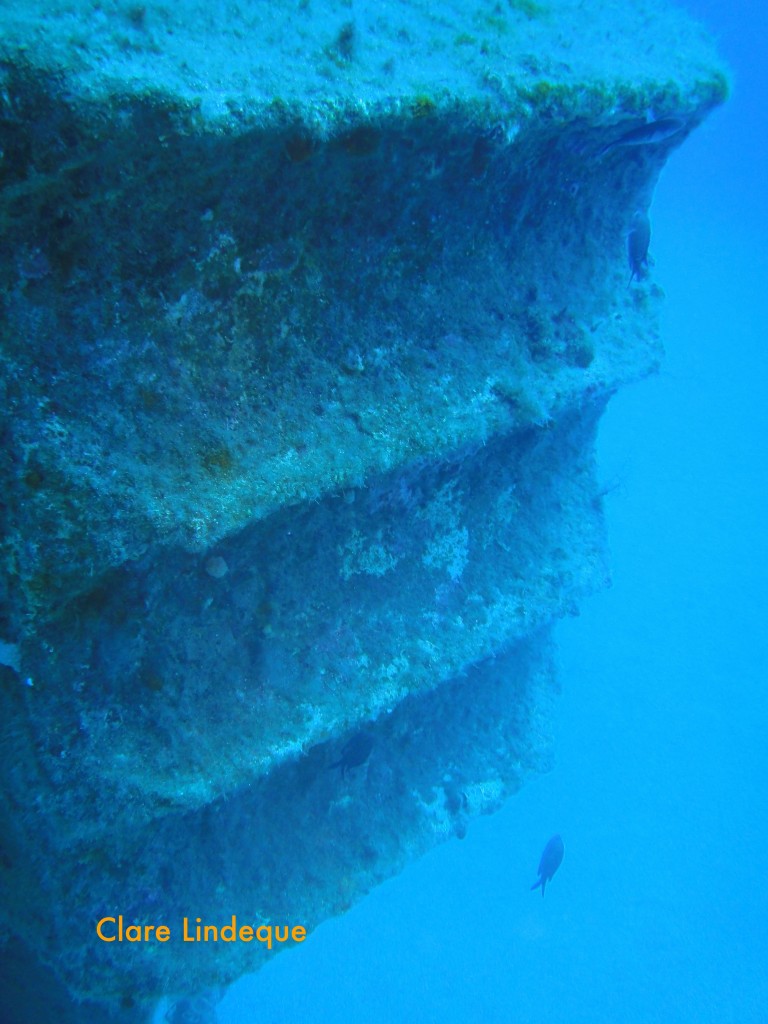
627,210,651,285
328,731,374,777
600,117,685,157
530,834,564,896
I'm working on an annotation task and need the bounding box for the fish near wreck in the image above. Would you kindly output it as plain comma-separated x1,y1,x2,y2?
600,117,685,157
627,210,651,285
530,834,564,896
328,731,374,777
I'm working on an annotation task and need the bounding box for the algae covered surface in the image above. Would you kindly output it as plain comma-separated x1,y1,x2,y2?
0,0,725,115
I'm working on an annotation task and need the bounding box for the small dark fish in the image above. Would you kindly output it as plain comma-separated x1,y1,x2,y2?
600,117,685,156
328,731,374,777
530,834,564,897
627,209,651,285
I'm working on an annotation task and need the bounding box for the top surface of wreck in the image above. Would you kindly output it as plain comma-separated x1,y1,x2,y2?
1,0,724,114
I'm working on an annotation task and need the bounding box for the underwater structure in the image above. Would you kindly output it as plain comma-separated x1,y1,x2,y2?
0,1,725,1020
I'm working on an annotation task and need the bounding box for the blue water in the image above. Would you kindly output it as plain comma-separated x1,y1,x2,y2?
211,1,768,1021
